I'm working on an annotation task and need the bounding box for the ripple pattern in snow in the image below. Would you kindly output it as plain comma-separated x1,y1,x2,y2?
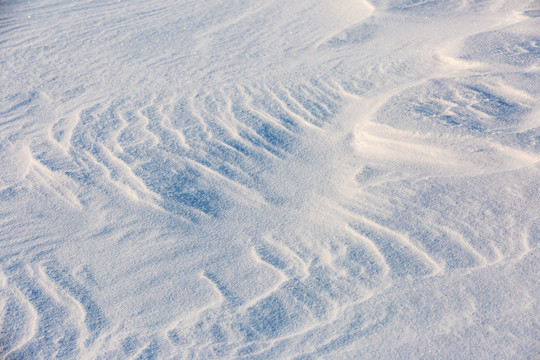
1,0,539,358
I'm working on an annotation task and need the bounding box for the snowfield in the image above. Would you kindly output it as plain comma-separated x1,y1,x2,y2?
1,0,539,358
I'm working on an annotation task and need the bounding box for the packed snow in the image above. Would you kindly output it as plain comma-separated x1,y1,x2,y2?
1,0,539,358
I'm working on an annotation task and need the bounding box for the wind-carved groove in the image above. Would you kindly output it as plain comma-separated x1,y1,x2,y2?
259,84,306,132
272,87,322,129
287,83,338,127
25,149,83,210
141,104,183,153
4,0,540,358
154,100,190,150
169,97,209,147
242,85,300,135
202,271,242,307
0,269,38,359
29,81,361,317
39,261,107,348
178,230,391,348
349,217,443,278
422,225,490,269
0,262,105,359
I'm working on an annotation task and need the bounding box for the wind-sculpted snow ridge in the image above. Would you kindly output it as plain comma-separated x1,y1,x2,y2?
1,0,539,358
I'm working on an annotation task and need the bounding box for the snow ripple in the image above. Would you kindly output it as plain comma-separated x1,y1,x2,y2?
1,0,539,358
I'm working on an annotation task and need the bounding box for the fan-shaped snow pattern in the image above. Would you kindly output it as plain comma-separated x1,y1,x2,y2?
1,0,539,358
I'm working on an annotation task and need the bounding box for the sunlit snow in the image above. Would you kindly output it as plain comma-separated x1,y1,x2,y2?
1,0,539,358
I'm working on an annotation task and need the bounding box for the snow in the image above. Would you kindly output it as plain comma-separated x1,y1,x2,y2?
1,0,539,358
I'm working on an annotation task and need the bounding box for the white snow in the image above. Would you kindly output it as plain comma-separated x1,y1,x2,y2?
1,0,539,358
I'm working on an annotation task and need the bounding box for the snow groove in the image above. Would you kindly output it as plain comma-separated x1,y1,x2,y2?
1,0,539,358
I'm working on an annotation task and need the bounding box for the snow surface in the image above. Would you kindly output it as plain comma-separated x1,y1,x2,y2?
1,0,539,358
